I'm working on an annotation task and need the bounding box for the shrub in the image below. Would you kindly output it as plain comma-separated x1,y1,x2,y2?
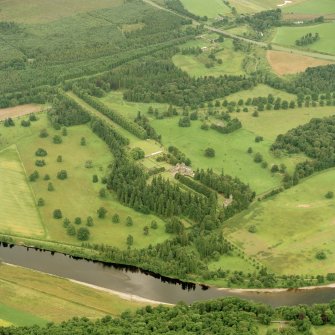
67,224,76,236
29,114,37,122
126,216,133,226
99,188,106,198
37,198,45,207
254,153,263,163
21,120,31,127
57,170,68,180
57,155,62,163
112,214,120,224
47,182,54,191
97,207,107,218
77,227,90,241
39,129,49,138
86,216,94,227
204,147,215,157
143,226,149,235
74,217,82,225
325,191,334,199
316,251,327,260
151,220,158,229
62,127,67,136
63,218,70,228
29,170,39,182
44,174,50,181
92,175,98,183
35,160,46,167
53,209,62,219
247,147,253,154
248,225,257,233
80,137,86,146
53,135,62,144
35,148,47,157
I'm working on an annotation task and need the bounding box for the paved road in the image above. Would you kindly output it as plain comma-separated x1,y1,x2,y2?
143,0,335,62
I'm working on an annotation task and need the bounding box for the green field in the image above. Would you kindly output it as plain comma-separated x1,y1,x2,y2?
224,168,335,275
0,113,169,250
0,0,123,23
0,146,45,238
152,102,335,194
180,0,230,18
273,23,335,55
0,264,146,326
228,0,306,13
282,0,335,15
173,39,246,77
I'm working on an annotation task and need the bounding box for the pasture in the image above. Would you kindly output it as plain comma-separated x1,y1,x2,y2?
173,39,246,77
273,23,335,55
0,264,146,325
180,0,230,18
224,168,335,275
13,114,169,249
267,50,335,75
0,145,45,238
151,104,335,194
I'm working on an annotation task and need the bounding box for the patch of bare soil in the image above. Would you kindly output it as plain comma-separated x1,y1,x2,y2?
0,104,43,121
267,50,335,75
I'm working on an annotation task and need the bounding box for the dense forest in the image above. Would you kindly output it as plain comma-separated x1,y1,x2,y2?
272,116,335,179
2,297,335,335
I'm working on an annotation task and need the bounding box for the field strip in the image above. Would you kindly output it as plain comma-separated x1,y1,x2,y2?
13,145,48,239
0,276,122,315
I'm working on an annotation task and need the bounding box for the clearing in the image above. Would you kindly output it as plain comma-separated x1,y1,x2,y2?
180,0,230,18
267,50,334,75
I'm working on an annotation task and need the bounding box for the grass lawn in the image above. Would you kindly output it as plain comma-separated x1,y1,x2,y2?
180,0,230,18
173,39,246,77
0,264,146,325
282,0,335,15
223,168,335,275
313,326,335,335
0,145,45,238
0,113,170,250
273,23,335,55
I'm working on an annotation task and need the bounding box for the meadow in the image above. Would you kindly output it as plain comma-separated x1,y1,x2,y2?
0,264,146,326
273,23,335,55
224,168,335,275
173,38,246,77
180,0,230,18
0,112,169,250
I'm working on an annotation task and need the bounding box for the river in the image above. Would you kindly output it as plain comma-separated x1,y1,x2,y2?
1,243,335,307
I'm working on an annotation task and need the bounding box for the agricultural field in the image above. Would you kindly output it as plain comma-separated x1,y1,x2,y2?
272,23,335,55
0,113,169,250
0,0,124,23
282,0,335,16
173,38,246,77
224,168,335,275
0,145,45,238
180,0,230,18
0,264,146,326
267,50,335,75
